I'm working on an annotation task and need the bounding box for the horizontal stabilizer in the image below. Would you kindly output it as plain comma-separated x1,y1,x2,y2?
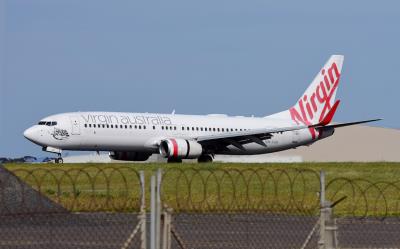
317,119,382,129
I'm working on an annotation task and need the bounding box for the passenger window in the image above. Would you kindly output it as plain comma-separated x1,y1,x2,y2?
89,124,92,128
200,127,203,131
51,121,57,126
222,128,224,132
213,128,216,132
129,125,132,129
174,126,176,130
217,128,220,132
205,128,207,131
196,127,199,131
161,126,164,130
139,125,141,129
102,124,105,128
153,126,156,130
182,127,184,130
144,125,146,129
192,127,194,131
84,124,87,128
107,125,110,128
111,125,113,128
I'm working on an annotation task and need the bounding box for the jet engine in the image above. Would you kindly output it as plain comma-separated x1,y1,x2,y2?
159,139,203,159
109,151,152,161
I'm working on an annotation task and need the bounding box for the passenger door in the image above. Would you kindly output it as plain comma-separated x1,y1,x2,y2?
70,116,81,135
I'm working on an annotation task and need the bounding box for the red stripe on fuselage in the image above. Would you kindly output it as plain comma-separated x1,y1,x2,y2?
171,139,178,158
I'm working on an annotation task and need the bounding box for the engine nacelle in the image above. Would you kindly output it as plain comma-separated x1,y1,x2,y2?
159,139,203,159
109,151,152,161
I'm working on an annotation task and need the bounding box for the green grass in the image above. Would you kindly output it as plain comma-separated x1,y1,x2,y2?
4,162,400,217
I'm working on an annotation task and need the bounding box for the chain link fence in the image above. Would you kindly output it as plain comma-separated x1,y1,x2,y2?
1,164,400,249
326,177,400,249
159,168,321,249
0,165,146,249
159,167,400,249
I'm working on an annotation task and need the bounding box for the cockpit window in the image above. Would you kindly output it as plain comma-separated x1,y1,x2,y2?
38,121,58,126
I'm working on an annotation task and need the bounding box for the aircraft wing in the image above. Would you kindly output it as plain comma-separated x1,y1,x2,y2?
195,125,306,151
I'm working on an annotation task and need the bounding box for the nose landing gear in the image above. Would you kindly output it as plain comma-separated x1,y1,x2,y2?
55,153,63,164
42,146,64,164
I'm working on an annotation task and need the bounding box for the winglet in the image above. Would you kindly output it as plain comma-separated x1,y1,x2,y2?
319,100,340,126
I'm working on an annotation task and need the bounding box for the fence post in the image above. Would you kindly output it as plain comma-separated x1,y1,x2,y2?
156,169,162,249
318,171,326,249
162,207,172,249
324,206,337,249
140,171,147,249
319,170,337,249
150,175,156,249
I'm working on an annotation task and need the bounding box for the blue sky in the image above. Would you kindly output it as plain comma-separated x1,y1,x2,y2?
0,0,399,157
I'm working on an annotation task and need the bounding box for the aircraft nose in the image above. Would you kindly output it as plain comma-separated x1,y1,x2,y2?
23,127,36,142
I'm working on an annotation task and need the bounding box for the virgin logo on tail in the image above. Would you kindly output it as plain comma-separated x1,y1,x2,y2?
289,62,341,139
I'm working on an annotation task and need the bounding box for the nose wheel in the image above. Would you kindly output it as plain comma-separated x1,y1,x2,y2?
55,153,63,164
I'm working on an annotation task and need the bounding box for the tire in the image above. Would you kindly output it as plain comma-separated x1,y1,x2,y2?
167,158,182,163
198,154,213,163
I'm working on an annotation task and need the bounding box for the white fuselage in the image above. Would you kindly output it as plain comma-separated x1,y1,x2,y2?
24,111,326,156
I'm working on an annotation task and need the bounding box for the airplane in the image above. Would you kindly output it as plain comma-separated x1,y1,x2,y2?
23,55,380,163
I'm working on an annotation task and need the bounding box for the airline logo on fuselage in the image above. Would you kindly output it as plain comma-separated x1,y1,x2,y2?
81,114,173,125
52,128,70,140
289,62,341,139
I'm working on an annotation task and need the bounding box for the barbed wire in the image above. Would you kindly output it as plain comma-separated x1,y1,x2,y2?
160,167,321,214
160,168,400,217
0,166,143,214
2,166,400,218
326,177,400,218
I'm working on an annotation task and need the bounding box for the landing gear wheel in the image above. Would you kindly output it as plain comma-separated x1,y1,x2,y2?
167,158,182,163
55,154,63,164
198,154,213,163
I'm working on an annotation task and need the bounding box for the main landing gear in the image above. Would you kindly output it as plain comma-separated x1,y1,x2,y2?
167,158,183,163
197,154,213,163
